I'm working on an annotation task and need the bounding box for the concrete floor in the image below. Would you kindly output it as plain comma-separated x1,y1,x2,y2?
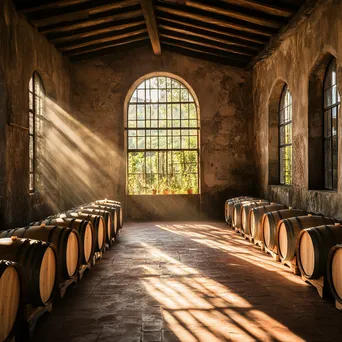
34,221,342,342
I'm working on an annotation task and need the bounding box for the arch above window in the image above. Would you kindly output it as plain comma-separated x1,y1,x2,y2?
125,74,200,195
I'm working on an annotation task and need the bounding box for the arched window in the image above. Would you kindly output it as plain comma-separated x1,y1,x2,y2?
278,85,292,185
29,72,45,193
323,59,340,190
126,75,200,195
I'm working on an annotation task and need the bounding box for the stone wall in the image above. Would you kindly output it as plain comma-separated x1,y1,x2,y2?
0,0,71,228
70,47,255,220
253,0,342,219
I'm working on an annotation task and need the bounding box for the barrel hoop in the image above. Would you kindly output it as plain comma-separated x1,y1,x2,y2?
277,210,283,220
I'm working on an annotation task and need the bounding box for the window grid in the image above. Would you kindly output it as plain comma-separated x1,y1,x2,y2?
278,85,292,185
29,72,45,193
323,59,340,190
126,76,199,195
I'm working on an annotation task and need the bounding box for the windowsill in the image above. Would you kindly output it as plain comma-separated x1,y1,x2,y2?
127,194,200,196
308,189,337,194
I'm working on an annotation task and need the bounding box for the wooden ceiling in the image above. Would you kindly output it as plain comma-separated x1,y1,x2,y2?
13,0,307,67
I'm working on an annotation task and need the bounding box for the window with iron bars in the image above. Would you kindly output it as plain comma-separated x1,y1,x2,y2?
126,76,200,195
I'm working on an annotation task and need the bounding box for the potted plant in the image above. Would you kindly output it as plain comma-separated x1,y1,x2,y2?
163,188,170,195
152,189,157,195
187,188,193,194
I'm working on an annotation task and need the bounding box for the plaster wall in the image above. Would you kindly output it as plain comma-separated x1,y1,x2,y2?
70,47,255,219
0,0,71,228
253,0,342,218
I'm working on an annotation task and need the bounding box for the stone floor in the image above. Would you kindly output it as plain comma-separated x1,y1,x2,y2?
34,221,342,342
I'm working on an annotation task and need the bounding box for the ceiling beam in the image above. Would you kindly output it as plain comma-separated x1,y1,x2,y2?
184,1,282,28
58,28,148,52
156,6,273,37
160,33,254,56
159,24,260,51
18,0,90,14
66,36,149,56
248,0,328,68
158,16,266,45
139,0,161,55
40,10,142,34
31,0,139,27
162,42,249,67
50,21,145,44
220,0,294,18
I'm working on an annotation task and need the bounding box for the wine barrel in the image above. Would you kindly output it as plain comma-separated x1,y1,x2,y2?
224,196,251,224
0,225,80,280
277,216,336,262
327,245,342,306
262,209,306,250
250,204,287,241
241,201,269,234
297,224,342,279
77,207,113,243
93,202,123,230
31,218,95,265
59,212,105,252
94,200,123,228
0,238,57,306
232,199,262,229
0,260,24,342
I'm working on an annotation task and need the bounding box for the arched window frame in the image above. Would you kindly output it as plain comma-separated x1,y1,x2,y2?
278,85,292,185
125,73,200,195
323,59,340,190
29,71,45,193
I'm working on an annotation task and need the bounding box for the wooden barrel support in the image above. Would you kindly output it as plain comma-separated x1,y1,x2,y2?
0,238,57,307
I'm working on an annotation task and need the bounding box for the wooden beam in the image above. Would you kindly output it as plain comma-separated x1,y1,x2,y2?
65,36,149,56
248,0,328,68
40,10,142,34
158,16,266,45
139,0,161,55
160,33,254,56
18,0,90,14
220,0,294,18
159,24,260,51
31,0,139,27
185,1,282,29
162,42,250,67
156,6,273,37
50,21,145,44
58,28,148,52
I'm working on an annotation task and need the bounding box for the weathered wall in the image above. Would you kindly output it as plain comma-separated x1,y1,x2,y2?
70,47,255,220
0,0,71,228
253,0,342,218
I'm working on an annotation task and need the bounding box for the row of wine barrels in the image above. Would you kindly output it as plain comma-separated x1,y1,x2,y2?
94,201,122,231
225,196,250,224
95,199,123,229
77,207,114,243
296,224,342,279
58,212,105,252
250,204,287,241
0,260,24,342
262,209,306,250
241,201,269,234
277,215,336,262
0,225,81,281
327,245,342,307
31,218,95,265
232,199,260,229
0,238,57,307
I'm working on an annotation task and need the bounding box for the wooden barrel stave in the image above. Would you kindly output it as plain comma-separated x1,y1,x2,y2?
276,216,336,262
0,260,25,342
241,201,269,234
262,209,306,250
250,204,287,241
226,197,255,226
94,200,123,229
327,245,342,306
297,224,342,279
92,202,122,231
0,238,57,306
232,199,259,228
